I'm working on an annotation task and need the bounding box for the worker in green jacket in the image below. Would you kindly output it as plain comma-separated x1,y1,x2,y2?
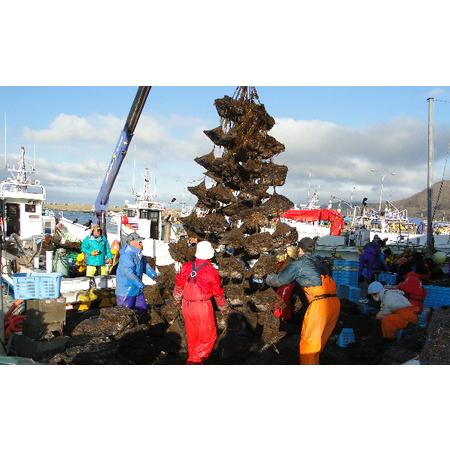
81,224,113,277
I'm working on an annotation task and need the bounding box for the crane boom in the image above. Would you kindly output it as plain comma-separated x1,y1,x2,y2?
94,86,151,231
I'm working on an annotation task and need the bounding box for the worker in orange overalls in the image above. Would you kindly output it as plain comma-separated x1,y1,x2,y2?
367,281,420,339
266,237,341,365
173,241,228,364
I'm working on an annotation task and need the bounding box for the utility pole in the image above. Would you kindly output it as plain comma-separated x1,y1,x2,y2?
378,174,386,213
427,97,435,254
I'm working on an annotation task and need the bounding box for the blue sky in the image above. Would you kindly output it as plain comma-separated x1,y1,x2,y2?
4,86,450,128
1,86,450,208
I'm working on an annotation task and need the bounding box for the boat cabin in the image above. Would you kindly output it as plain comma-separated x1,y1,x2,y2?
120,168,164,240
123,199,164,240
0,146,55,240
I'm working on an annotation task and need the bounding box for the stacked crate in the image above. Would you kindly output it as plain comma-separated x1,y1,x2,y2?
333,260,361,305
424,286,450,309
332,260,359,287
378,272,397,285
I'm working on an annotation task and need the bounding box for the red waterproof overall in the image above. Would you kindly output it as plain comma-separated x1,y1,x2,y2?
273,260,296,320
397,272,426,313
174,259,225,364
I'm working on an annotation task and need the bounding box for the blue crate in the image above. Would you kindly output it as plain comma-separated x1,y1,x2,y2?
333,273,358,287
337,328,356,348
359,303,378,315
336,284,349,299
332,261,359,287
378,272,397,285
424,286,450,309
333,260,359,267
13,272,62,300
348,286,361,303
417,307,431,328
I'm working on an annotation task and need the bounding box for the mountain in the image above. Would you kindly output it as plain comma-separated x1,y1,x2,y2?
392,180,450,220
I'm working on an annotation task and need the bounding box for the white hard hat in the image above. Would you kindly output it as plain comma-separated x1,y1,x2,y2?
195,241,215,260
368,281,383,295
155,243,175,266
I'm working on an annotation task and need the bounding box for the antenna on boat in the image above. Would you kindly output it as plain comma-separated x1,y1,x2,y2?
143,167,151,201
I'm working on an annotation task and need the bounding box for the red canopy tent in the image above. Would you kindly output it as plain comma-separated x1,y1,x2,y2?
281,209,345,236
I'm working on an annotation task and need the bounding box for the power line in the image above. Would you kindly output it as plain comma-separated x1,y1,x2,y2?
434,98,450,104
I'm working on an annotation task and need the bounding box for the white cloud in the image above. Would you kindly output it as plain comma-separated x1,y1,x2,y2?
426,88,449,98
24,114,108,144
270,116,450,204
14,111,450,207
23,112,212,162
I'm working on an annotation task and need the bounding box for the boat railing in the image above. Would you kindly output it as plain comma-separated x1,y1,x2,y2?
0,181,46,197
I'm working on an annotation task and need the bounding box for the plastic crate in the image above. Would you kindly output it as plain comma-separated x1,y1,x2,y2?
13,273,62,300
332,260,359,287
333,274,359,287
417,307,431,328
359,303,378,315
424,286,450,309
333,260,359,267
378,272,397,285
348,286,361,303
336,284,349,299
337,328,356,348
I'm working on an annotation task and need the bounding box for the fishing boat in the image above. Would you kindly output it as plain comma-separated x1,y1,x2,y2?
0,147,56,277
279,190,344,238
57,168,185,260
0,148,130,309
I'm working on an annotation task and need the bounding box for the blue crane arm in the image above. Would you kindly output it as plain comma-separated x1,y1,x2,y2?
94,86,151,228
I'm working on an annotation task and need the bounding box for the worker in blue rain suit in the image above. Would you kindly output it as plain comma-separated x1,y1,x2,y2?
115,232,158,320
81,224,113,276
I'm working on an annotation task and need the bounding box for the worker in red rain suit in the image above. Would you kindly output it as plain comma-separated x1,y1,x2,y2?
395,266,427,313
173,241,227,364
273,245,298,320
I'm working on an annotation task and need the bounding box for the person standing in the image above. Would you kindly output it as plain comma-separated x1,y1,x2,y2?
115,233,158,320
358,240,385,282
173,241,227,364
81,224,113,277
273,245,298,320
266,237,341,365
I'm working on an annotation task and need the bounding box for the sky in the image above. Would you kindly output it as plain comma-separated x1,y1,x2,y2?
2,86,450,209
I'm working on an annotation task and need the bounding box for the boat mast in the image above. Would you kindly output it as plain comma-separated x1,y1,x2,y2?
427,97,435,254
142,168,151,201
